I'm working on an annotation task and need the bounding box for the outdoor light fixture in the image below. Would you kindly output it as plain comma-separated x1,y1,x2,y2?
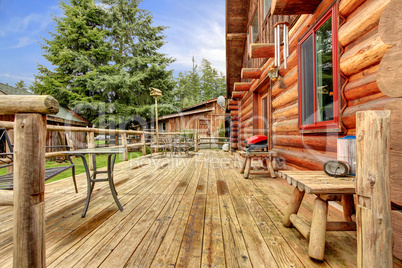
267,68,279,81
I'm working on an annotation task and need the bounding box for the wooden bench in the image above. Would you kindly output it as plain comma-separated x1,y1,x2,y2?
238,151,277,179
277,170,356,261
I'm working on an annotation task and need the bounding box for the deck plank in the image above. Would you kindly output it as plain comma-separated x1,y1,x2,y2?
150,157,204,267
226,167,305,268
201,155,225,267
216,166,253,267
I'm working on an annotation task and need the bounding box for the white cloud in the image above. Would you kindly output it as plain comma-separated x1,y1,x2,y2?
153,3,226,75
0,73,35,82
0,10,54,49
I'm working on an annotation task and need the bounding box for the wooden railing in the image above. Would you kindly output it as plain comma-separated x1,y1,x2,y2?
0,121,200,162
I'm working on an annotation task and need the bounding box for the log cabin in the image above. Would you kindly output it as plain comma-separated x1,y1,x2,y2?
137,98,228,138
226,0,402,260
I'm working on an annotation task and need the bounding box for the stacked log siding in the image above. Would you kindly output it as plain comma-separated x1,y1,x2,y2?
226,0,401,259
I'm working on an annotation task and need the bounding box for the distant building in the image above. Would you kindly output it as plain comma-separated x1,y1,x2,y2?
137,98,228,138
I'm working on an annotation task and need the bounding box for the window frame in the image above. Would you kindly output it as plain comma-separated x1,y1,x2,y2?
251,10,259,43
297,5,340,132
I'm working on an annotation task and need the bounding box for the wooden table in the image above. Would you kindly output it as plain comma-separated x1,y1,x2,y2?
277,170,356,261
62,147,126,218
238,151,277,179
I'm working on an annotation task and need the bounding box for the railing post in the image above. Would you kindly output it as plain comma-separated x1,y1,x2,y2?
122,133,128,161
141,131,146,155
87,131,95,171
194,131,198,152
356,110,392,268
0,95,60,268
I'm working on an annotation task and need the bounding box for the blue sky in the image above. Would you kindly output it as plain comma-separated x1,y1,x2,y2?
0,0,226,87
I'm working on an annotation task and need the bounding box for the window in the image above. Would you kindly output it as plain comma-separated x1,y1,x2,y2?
298,5,339,131
262,96,268,137
251,11,259,42
264,0,272,18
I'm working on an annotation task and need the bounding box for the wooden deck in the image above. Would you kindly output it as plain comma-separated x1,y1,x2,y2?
0,150,360,267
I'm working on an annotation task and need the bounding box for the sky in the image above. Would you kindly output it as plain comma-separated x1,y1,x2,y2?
0,0,226,87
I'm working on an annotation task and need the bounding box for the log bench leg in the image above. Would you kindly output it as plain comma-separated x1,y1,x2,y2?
243,157,251,179
308,197,328,261
265,157,276,178
240,157,247,174
341,194,355,222
283,187,305,227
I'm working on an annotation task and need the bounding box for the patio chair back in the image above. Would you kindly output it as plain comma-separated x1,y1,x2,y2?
0,128,13,154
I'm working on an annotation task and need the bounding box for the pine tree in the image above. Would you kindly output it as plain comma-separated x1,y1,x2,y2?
93,0,176,127
172,57,226,110
32,0,110,111
31,0,176,128
15,80,28,91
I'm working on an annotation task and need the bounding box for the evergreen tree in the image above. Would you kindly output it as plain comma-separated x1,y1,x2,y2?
31,0,176,128
32,0,110,111
93,0,176,127
172,57,226,110
15,80,28,91
199,58,226,101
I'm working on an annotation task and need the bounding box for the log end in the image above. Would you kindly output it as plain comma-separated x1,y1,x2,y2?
44,95,60,115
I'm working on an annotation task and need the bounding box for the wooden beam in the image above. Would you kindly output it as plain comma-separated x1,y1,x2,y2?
14,113,47,267
226,33,247,41
0,191,13,206
271,0,321,15
356,110,392,268
230,110,239,116
228,105,238,110
228,100,238,106
241,68,262,79
0,95,59,115
249,43,275,58
233,82,251,92
231,91,245,98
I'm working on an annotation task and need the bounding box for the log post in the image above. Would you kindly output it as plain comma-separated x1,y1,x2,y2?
356,110,392,268
121,133,128,161
87,131,95,171
0,95,60,268
14,114,47,267
308,197,328,261
141,131,146,155
194,132,198,152
243,157,251,179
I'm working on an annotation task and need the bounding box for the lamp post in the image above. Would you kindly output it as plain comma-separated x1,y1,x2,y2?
150,87,162,148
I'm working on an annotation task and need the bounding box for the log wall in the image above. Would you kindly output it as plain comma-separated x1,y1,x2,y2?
233,0,400,259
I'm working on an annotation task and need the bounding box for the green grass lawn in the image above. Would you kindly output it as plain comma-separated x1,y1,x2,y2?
0,151,143,184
